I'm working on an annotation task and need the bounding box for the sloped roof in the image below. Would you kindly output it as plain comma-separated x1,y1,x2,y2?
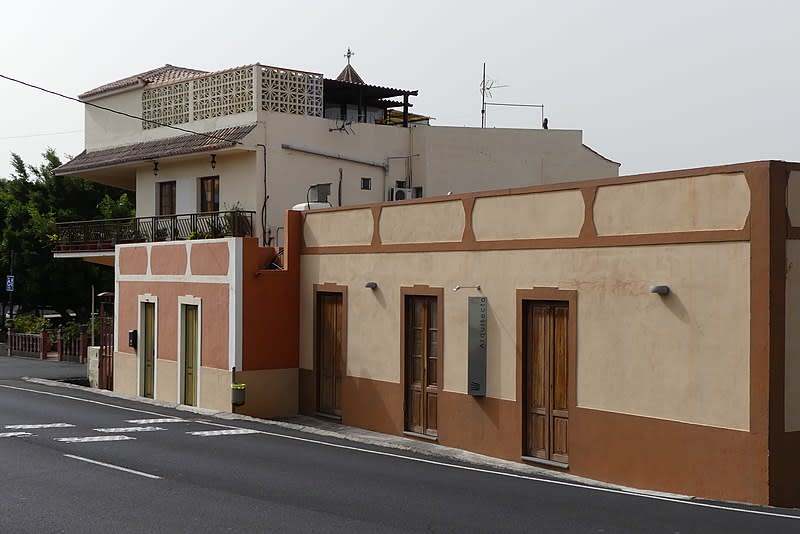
336,63,365,84
54,124,256,176
78,64,208,100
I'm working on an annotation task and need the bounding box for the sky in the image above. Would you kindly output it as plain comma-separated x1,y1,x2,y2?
1,1,798,178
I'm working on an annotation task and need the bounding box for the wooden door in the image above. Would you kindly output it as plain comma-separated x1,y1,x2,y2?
182,304,198,406
405,295,439,437
523,301,569,464
316,292,344,416
142,302,155,399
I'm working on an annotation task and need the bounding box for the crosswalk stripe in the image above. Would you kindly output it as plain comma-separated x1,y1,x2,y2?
125,418,186,424
94,427,165,433
187,429,260,437
4,423,74,429
55,436,135,443
0,432,33,438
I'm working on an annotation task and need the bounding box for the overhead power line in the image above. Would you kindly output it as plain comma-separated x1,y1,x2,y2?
0,73,244,145
0,129,83,141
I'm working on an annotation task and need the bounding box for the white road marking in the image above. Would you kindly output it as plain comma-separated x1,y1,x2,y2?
194,420,800,522
64,454,161,480
125,418,186,424
1,385,794,520
187,429,260,437
4,423,74,429
95,427,165,433
56,435,135,443
0,432,33,438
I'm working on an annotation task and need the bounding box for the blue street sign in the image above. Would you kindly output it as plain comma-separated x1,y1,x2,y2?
6,275,14,293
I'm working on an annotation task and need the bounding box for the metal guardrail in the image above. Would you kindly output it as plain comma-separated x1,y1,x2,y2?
55,210,255,252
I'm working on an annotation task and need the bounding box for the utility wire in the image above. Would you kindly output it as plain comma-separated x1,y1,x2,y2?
0,129,83,141
0,73,244,145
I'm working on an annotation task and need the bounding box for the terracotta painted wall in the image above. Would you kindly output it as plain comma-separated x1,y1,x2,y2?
241,211,301,371
115,240,238,408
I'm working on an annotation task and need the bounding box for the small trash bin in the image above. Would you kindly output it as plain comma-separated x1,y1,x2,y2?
231,383,246,407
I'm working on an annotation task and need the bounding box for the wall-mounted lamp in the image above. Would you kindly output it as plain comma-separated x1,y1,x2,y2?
365,281,378,290
152,160,159,176
210,153,217,169
650,285,670,296
452,284,481,292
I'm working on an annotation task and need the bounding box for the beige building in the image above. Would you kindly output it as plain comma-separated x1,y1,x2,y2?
298,160,800,508
55,60,618,256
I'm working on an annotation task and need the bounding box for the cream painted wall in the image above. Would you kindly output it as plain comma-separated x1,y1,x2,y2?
199,367,233,412
473,190,584,240
409,125,619,197
135,151,258,217
300,241,751,431
304,209,373,247
84,87,259,151
156,359,178,401
594,173,751,235
85,90,144,151
786,241,800,431
380,201,465,244
113,352,137,396
263,112,409,231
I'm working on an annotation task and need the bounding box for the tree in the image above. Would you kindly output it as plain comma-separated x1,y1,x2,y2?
1,148,135,322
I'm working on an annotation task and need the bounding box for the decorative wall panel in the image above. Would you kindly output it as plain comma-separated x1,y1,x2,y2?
260,66,323,117
142,82,190,129
192,67,254,121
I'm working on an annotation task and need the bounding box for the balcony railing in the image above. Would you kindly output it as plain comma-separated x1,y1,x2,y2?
55,210,256,253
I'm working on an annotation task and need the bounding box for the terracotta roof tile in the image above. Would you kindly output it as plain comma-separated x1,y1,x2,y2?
54,124,256,176
336,64,365,84
78,64,208,100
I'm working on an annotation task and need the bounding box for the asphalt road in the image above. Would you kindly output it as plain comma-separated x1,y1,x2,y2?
1,357,800,533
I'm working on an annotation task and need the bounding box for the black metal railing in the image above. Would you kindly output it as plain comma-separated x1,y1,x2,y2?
55,210,255,252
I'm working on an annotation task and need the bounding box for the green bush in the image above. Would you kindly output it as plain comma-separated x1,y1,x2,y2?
13,314,51,333
62,321,82,340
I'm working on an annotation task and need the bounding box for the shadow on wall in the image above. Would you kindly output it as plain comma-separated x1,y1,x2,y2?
661,291,689,324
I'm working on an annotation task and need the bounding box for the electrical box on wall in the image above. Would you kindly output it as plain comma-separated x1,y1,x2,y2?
128,329,138,349
467,296,488,396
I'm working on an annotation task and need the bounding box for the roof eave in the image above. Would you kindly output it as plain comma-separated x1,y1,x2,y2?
79,79,147,102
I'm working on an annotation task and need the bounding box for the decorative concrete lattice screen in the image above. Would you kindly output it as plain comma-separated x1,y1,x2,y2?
192,67,254,121
142,64,323,128
142,82,190,129
260,66,323,117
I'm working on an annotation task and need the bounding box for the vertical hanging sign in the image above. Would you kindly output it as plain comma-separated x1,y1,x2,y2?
467,296,488,396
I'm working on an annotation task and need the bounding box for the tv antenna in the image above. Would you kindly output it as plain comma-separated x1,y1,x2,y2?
480,62,546,129
329,119,355,135
480,63,508,128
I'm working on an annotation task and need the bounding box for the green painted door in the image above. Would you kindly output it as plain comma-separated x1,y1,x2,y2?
142,302,155,399
183,304,198,406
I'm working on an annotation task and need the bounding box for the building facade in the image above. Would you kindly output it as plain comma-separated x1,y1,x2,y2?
297,160,800,508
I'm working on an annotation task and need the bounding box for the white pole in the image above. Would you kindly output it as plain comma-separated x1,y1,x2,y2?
91,284,95,346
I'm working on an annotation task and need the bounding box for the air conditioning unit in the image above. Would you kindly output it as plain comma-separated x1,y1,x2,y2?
389,187,414,201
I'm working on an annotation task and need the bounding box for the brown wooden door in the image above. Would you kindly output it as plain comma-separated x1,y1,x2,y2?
316,292,344,417
405,295,439,437
523,301,569,464
142,302,156,399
